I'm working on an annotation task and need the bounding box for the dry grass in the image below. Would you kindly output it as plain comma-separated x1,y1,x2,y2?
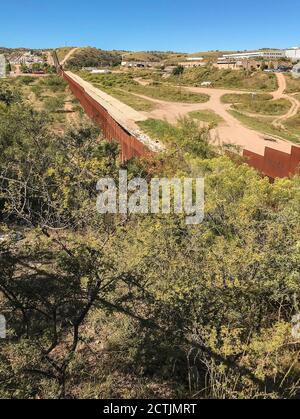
284,75,300,93
56,47,77,63
80,71,210,104
233,98,291,116
230,110,300,144
188,109,224,127
169,67,278,91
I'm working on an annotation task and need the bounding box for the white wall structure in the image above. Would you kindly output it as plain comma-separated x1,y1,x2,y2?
0,55,6,78
285,48,300,62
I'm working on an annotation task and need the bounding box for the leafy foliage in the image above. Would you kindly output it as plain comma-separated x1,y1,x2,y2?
0,83,300,399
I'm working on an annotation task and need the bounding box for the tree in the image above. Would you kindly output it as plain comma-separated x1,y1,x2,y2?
0,83,21,105
172,65,184,76
20,64,31,74
6,62,11,73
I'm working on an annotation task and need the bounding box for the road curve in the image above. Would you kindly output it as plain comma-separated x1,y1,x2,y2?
273,73,300,127
137,83,296,155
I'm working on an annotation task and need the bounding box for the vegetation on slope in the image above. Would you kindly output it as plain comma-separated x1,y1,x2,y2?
169,66,278,91
66,47,122,69
56,47,77,63
3,75,84,128
80,71,210,104
284,75,300,94
283,110,300,136
122,51,186,62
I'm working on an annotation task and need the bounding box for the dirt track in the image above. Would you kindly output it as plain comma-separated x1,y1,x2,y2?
135,73,300,155
66,71,299,156
272,73,300,127
61,48,80,66
138,87,293,155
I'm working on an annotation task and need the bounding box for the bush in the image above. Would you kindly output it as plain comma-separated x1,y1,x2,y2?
67,47,122,69
0,82,21,105
39,75,67,92
44,94,65,112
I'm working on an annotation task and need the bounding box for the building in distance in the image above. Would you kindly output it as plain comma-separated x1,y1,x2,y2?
222,50,285,60
178,57,205,68
285,47,300,62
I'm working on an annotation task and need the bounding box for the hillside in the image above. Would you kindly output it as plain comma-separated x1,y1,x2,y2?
55,46,78,63
54,46,239,67
64,47,122,69
122,50,187,62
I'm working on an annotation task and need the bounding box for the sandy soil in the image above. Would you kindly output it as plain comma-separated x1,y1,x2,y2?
136,89,292,155
134,73,300,155
272,73,300,127
66,71,299,156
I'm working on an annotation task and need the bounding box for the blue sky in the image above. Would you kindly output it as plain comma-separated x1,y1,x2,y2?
1,0,299,52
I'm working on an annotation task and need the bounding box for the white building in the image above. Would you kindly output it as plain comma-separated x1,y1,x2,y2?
222,50,285,60
9,51,44,66
91,69,111,74
285,48,300,62
186,57,204,61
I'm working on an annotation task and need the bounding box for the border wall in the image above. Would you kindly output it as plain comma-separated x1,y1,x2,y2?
243,146,300,179
54,52,300,179
62,71,150,161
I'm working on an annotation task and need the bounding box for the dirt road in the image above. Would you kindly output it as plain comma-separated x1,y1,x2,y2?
46,51,54,66
130,72,300,155
137,84,295,155
272,73,300,127
273,73,286,99
61,48,80,66
66,71,299,156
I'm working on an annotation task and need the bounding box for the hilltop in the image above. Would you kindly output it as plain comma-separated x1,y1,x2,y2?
55,46,238,66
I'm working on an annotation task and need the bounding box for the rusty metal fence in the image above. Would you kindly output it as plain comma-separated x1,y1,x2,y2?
62,71,149,161
54,47,300,179
243,145,300,179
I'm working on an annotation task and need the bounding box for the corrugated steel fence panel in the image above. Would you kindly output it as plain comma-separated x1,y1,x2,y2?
62,71,149,161
243,145,300,179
